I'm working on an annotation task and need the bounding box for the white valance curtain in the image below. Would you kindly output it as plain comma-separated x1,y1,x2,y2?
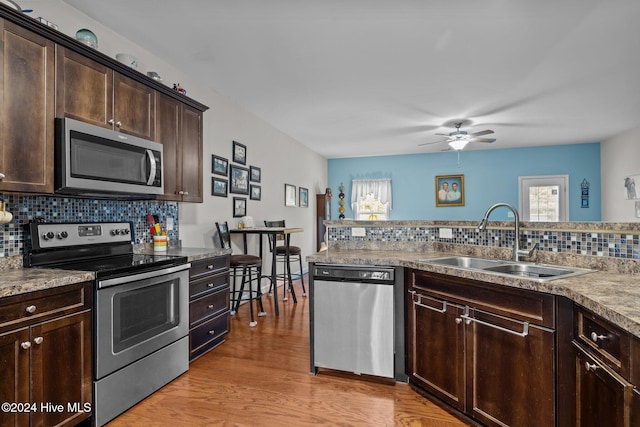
351,179,393,213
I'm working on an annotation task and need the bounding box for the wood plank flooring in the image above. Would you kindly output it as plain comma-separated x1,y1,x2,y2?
106,277,471,426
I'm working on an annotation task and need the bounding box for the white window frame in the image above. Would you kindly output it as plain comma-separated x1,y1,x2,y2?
518,175,569,222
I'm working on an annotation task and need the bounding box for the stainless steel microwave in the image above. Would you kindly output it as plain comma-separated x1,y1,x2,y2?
55,118,163,197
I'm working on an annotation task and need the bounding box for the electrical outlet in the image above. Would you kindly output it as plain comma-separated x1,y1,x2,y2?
166,217,174,231
439,228,453,239
351,227,366,237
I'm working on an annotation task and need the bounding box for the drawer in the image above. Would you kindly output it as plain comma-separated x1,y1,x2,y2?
190,271,229,299
189,256,229,279
189,288,229,327
190,313,229,355
574,304,630,377
409,270,555,328
0,282,92,332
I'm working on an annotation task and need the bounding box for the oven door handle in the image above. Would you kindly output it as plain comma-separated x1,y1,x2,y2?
146,149,157,186
98,263,191,289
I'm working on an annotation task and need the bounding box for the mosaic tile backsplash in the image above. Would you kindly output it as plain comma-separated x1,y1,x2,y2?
327,223,640,260
0,194,179,258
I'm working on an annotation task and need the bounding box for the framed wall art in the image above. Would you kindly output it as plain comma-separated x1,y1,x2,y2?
250,166,261,183
285,183,296,207
299,187,309,207
232,141,247,164
233,197,246,217
211,177,228,197
230,164,249,195
435,174,465,207
212,155,228,176
250,184,261,201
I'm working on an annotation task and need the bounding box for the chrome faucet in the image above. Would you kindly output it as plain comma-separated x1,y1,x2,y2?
478,203,537,261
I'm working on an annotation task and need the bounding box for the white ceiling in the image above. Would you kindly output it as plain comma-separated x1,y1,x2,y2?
61,0,640,159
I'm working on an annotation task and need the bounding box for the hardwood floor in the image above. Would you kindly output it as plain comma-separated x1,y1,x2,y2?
106,277,471,427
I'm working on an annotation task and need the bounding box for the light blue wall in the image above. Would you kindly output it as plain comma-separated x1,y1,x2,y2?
327,143,601,221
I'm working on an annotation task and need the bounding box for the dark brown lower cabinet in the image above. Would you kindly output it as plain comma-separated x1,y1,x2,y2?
406,269,556,427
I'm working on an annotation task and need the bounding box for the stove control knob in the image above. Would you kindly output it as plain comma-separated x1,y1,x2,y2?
111,229,120,236
57,231,68,239
123,229,130,235
43,231,55,240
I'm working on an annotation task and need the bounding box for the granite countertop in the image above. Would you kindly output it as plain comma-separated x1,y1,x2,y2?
307,249,640,339
136,246,232,262
0,268,95,299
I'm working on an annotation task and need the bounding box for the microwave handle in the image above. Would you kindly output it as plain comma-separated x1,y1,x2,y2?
146,149,157,186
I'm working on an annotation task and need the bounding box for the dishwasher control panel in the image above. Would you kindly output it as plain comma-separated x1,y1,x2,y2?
313,264,395,283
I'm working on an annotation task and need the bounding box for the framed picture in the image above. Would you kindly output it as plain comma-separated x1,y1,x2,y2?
250,166,261,183
299,187,309,207
233,197,246,217
212,155,228,176
232,141,247,164
250,184,261,201
285,183,296,207
211,177,228,197
435,174,465,207
230,164,249,195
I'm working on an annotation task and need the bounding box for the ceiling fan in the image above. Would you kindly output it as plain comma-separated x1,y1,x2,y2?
420,122,496,151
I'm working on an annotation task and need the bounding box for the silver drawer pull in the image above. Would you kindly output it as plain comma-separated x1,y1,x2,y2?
585,361,598,372
25,305,36,314
33,337,43,345
208,330,215,335
208,304,215,309
408,290,446,313
460,313,530,338
207,283,215,288
590,332,607,343
207,265,214,270
21,341,31,350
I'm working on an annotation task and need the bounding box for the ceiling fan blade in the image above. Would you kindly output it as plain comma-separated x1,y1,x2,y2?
470,129,494,137
418,139,444,146
471,138,496,143
435,133,449,136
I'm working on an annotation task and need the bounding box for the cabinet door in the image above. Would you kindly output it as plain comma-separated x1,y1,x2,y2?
466,308,555,427
113,72,155,140
0,20,54,193
179,104,203,202
631,389,640,427
55,46,113,129
30,310,92,427
407,290,465,410
574,343,632,427
0,328,30,427
155,93,181,201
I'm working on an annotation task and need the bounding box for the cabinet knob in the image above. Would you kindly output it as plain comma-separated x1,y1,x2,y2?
208,304,215,309
178,191,184,195
108,119,114,125
183,191,189,196
207,265,214,270
33,336,43,345
21,341,31,350
25,305,36,314
0,172,5,179
455,318,462,325
584,361,598,372
590,332,607,343
115,121,122,127
207,283,214,288
208,330,215,335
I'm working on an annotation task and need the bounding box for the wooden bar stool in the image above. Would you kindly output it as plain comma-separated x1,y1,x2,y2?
264,220,307,300
215,221,266,327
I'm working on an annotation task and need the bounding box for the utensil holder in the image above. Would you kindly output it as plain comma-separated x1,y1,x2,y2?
153,235,167,252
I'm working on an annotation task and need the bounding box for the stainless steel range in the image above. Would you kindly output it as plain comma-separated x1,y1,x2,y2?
24,221,190,426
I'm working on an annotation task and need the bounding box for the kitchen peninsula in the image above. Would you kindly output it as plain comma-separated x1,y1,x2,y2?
308,219,640,427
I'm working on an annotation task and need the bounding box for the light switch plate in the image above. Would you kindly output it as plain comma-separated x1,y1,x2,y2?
351,227,366,237
439,228,453,239
166,217,174,231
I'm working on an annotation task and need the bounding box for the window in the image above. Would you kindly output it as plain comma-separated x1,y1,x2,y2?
351,179,392,220
519,175,568,222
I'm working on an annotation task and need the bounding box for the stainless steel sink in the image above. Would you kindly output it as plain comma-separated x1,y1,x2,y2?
418,256,595,282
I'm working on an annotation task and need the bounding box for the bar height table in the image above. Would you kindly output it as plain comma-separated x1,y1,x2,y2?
230,227,303,316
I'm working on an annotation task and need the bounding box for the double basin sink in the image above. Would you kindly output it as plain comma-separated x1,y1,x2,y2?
418,256,596,282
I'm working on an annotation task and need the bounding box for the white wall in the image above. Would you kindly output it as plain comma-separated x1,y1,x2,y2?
601,126,640,221
25,1,328,269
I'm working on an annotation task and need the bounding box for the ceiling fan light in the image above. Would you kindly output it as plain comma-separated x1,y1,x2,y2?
448,139,469,150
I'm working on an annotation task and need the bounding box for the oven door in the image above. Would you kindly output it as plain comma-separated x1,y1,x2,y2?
95,263,190,379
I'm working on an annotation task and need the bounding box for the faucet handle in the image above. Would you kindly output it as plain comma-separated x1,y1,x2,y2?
518,243,539,259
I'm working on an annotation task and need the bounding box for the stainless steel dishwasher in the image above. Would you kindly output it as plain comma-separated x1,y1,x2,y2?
310,263,405,381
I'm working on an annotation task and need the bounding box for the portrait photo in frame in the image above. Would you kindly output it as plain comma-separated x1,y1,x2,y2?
230,164,249,195
435,174,465,207
250,184,261,201
232,141,247,164
212,155,228,176
233,197,246,217
299,187,309,207
250,166,261,183
211,177,228,197
285,183,296,207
